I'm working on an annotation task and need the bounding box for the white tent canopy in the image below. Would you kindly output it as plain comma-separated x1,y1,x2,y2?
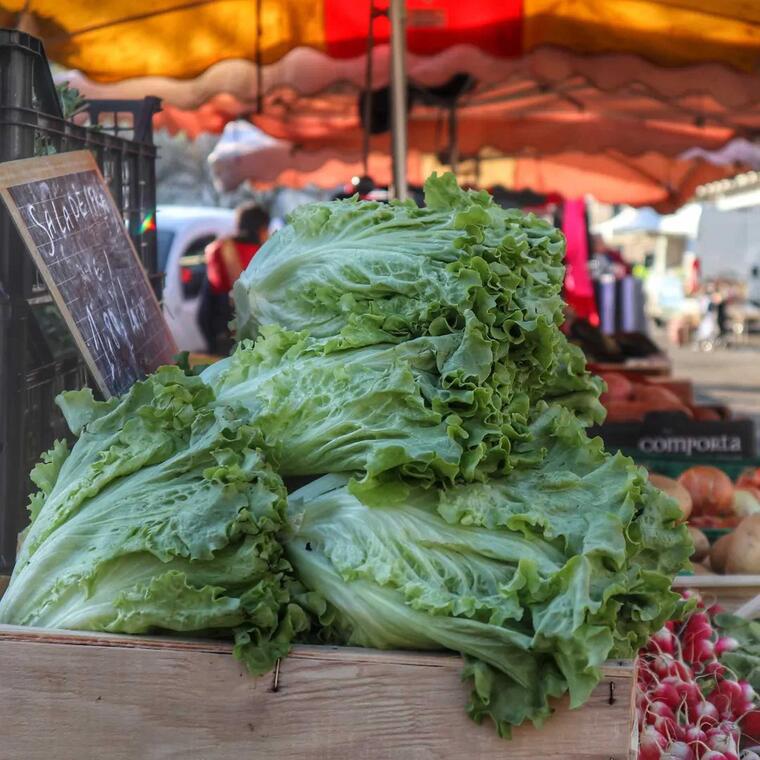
593,206,661,238
658,203,702,238
594,203,703,240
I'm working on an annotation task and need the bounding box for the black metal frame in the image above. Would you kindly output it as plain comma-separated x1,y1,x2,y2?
0,29,160,571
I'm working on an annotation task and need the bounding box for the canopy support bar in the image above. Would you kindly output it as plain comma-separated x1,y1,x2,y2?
389,0,407,201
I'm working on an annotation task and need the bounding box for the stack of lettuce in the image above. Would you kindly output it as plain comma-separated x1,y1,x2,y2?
0,174,690,738
209,174,691,736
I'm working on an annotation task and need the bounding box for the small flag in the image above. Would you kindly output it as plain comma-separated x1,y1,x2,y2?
140,211,156,233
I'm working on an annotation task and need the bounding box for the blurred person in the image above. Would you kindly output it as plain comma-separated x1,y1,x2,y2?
198,203,270,354
590,234,631,280
332,175,375,201
711,284,728,337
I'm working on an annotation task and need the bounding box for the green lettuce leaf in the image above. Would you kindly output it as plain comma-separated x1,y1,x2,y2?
0,367,306,675
233,172,602,424
714,613,760,693
204,320,536,502
285,407,691,736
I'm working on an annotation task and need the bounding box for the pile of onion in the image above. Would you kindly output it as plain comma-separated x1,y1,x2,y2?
678,467,735,518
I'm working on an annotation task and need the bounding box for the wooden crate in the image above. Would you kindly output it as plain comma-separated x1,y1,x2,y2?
0,625,636,760
673,575,760,612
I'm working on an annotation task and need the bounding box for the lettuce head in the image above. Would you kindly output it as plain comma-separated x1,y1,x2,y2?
0,367,307,674
285,407,691,737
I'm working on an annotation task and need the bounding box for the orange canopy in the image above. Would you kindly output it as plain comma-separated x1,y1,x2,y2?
210,123,736,211
20,0,759,204
7,1,760,82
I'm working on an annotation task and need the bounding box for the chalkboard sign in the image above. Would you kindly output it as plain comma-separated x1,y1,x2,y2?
0,150,176,397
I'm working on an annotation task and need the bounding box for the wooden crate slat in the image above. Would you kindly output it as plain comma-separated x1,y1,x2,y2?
0,625,635,760
673,575,760,612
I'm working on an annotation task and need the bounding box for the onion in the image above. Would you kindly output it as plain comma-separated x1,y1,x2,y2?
725,515,760,574
650,473,693,521
711,532,735,574
733,488,760,518
632,385,684,406
599,372,632,403
688,526,710,562
678,466,734,517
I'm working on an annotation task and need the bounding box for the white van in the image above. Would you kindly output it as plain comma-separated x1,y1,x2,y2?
156,206,235,352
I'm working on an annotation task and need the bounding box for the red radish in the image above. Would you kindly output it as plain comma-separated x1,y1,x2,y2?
706,728,738,755
703,661,727,679
695,701,721,727
652,682,683,711
684,724,707,752
663,741,696,760
708,681,754,721
715,637,738,656
684,636,715,665
741,683,757,703
637,593,760,760
742,710,760,741
650,627,678,655
639,724,669,760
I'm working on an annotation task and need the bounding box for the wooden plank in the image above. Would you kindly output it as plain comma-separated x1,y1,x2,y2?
0,625,635,760
673,575,760,612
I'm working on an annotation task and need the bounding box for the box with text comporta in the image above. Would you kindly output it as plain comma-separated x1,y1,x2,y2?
0,623,637,760
589,412,757,460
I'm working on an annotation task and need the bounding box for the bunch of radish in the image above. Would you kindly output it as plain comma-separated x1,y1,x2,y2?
638,591,760,759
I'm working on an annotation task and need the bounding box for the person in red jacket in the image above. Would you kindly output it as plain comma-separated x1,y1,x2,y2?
198,203,270,354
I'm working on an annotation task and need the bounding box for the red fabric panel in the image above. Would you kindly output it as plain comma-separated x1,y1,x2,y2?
324,0,523,59
561,198,598,323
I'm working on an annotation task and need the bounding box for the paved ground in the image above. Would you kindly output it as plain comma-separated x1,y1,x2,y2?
663,334,760,445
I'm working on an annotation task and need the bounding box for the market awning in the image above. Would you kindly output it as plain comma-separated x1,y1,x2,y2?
43,4,760,196
20,1,760,205
7,1,760,84
209,121,736,211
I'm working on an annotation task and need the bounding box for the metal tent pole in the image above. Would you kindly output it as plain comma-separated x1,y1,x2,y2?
389,0,407,200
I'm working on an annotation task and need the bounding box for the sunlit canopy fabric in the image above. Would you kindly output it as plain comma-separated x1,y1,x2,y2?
18,0,759,205
210,121,736,211
6,1,759,82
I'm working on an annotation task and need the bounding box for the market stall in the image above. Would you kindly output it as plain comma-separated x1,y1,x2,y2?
1,7,760,759
0,136,691,757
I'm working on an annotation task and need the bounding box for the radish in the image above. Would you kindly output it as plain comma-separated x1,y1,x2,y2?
684,724,707,745
663,741,696,759
742,710,760,741
684,636,716,665
715,637,739,656
695,701,721,727
703,661,727,679
649,628,678,655
706,729,738,755
741,682,757,704
639,724,668,760
637,594,760,760
652,682,683,712
709,681,755,721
